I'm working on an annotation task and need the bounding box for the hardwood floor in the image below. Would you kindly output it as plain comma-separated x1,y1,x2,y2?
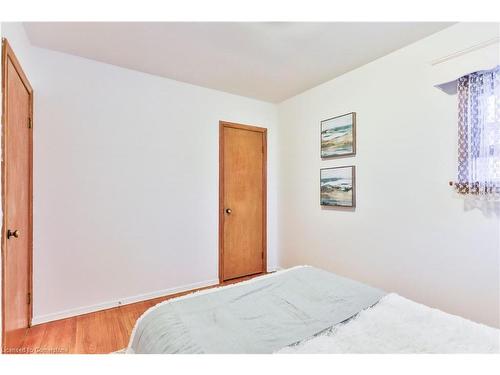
12,273,263,354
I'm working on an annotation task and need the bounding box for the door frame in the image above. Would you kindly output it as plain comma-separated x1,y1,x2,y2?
218,121,267,282
1,38,34,348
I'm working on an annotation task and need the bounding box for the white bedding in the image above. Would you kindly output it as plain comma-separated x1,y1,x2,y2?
277,293,500,354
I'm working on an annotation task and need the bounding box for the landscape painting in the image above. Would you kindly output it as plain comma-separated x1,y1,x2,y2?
321,112,356,158
320,166,355,207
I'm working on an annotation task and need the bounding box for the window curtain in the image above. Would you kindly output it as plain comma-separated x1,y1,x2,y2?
453,65,500,199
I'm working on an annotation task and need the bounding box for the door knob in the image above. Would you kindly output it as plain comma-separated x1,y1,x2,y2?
225,208,232,214
7,229,20,239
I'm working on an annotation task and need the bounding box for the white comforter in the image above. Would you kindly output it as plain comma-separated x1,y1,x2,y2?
277,293,500,354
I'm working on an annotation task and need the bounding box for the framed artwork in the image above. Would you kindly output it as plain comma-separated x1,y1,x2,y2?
320,112,356,158
320,166,356,207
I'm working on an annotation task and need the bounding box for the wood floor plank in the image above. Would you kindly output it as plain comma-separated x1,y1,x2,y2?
19,325,44,354
42,318,76,354
75,313,97,354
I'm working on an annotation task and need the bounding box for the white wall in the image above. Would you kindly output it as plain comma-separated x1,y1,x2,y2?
1,23,279,323
278,23,500,328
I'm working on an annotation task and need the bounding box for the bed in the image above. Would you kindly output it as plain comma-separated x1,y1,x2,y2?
127,266,499,354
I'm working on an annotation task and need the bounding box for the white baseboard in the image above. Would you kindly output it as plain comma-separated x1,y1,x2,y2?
31,278,219,325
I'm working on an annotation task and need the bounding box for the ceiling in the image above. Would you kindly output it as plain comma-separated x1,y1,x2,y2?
23,22,452,102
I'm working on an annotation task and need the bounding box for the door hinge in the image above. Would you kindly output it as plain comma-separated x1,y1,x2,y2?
27,117,32,129
27,292,31,305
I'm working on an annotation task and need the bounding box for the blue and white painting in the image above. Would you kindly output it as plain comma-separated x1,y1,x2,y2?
321,112,356,158
320,166,355,207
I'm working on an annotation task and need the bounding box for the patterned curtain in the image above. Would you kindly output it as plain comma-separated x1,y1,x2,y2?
453,65,500,199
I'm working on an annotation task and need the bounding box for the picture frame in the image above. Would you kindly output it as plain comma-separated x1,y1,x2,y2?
320,112,356,158
320,166,356,207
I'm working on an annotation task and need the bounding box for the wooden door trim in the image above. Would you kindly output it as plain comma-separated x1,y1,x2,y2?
1,38,34,350
219,121,267,282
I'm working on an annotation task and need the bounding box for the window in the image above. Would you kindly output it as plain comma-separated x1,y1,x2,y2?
452,65,499,199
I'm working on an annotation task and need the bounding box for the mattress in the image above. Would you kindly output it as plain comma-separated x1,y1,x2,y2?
127,266,499,354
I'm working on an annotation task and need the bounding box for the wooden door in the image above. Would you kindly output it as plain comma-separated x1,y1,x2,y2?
219,121,266,281
2,39,33,352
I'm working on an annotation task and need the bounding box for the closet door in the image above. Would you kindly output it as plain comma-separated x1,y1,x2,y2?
2,38,34,352
219,121,266,281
